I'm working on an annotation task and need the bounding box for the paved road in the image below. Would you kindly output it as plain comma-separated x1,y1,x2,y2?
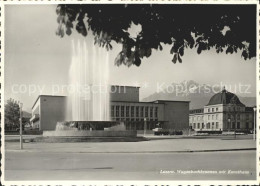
4,138,256,153
4,150,256,180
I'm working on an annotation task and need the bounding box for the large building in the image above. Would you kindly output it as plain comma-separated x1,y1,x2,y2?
30,85,190,131
189,88,255,133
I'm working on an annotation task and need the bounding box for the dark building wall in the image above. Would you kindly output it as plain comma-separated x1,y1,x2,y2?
110,86,139,102
40,96,66,130
160,101,190,130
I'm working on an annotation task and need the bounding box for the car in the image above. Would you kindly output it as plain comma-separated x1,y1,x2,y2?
152,128,163,132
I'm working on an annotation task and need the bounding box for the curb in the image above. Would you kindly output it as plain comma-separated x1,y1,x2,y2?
5,148,256,153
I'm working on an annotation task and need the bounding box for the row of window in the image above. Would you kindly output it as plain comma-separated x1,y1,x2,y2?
227,114,243,120
206,106,243,113
191,114,219,121
111,106,158,118
112,118,158,122
191,122,219,129
207,107,219,113
207,114,219,120
191,122,251,130
191,113,250,121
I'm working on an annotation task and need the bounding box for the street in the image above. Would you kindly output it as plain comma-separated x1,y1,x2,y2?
4,151,256,180
3,137,256,181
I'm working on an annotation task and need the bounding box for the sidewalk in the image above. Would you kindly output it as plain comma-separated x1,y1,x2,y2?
4,137,256,154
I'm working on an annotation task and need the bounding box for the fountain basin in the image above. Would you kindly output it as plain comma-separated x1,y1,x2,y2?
43,121,137,138
43,130,137,137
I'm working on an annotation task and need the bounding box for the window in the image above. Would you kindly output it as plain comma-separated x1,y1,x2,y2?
126,106,129,117
237,122,240,129
206,123,210,129
246,122,249,129
212,108,214,112
246,114,249,120
131,106,134,117
228,114,231,119
216,114,218,120
145,107,148,117
116,106,119,117
136,107,139,117
140,107,144,117
150,107,153,118
212,122,214,129
216,107,218,112
155,107,158,117
193,123,196,129
197,123,200,129
111,106,114,117
237,114,240,120
216,122,219,129
202,123,204,128
208,115,210,120
121,106,125,117
232,122,235,129
208,108,210,112
212,115,214,120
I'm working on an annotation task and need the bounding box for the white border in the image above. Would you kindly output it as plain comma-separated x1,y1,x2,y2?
1,0,259,185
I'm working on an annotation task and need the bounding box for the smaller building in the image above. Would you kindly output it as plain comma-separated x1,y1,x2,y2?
30,95,66,130
189,88,255,133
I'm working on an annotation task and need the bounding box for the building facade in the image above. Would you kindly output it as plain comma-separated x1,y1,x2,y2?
30,95,66,130
189,88,255,132
30,85,190,131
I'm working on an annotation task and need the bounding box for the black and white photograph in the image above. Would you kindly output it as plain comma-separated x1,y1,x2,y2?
1,0,259,185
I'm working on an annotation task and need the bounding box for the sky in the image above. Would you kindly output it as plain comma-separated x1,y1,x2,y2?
4,5,256,112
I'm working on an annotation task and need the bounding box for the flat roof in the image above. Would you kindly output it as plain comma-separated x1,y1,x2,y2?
153,100,190,103
111,85,140,88
31,95,66,109
111,101,164,105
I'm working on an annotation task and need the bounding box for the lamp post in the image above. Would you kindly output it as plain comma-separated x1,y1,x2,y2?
233,105,237,139
228,118,231,133
144,118,147,136
19,102,23,150
253,107,256,141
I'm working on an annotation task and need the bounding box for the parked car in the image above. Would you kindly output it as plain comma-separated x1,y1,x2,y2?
153,128,170,135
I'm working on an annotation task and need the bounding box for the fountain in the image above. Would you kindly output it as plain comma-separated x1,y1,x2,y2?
66,39,110,121
39,39,140,142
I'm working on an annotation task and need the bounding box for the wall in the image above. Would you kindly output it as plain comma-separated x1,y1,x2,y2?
110,86,139,102
159,101,190,130
40,96,67,130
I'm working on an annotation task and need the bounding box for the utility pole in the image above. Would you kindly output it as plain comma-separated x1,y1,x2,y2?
19,102,23,149
234,105,237,139
253,107,256,141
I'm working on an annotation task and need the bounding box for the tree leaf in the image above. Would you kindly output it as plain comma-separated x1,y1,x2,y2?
177,53,182,63
172,53,177,64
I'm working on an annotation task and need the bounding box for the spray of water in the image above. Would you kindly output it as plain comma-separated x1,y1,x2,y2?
66,39,110,121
